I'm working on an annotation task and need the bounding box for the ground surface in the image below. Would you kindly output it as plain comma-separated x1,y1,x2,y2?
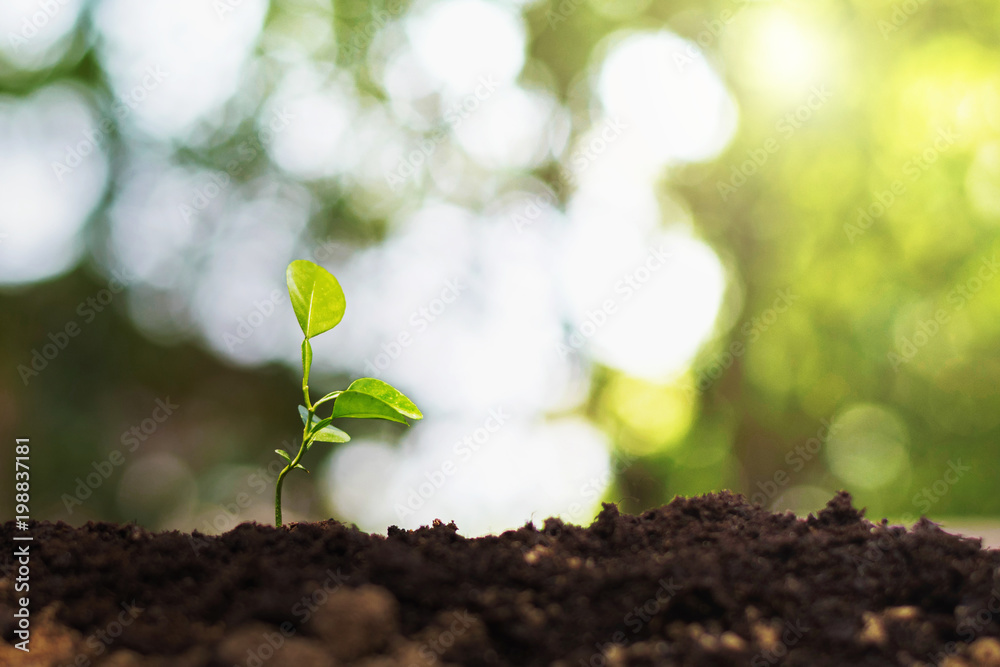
1,492,999,666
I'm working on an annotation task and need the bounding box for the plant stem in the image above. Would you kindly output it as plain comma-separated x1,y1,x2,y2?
275,467,287,526
275,421,311,526
301,339,313,411
277,338,316,527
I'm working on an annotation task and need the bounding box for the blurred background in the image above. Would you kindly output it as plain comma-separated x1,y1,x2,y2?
1,0,999,539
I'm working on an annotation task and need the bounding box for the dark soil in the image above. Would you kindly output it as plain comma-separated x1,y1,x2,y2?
2,491,999,666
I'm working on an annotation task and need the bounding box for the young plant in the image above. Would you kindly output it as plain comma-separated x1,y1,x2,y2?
274,259,423,526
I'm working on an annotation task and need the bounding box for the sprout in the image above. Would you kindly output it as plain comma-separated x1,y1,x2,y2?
274,259,422,526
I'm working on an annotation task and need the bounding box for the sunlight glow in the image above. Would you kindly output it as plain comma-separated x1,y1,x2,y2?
0,85,108,286
324,417,611,536
0,0,86,70
452,86,561,170
93,0,268,140
601,375,696,454
598,31,738,166
327,203,575,416
263,63,357,180
405,0,526,99
105,156,312,359
559,211,728,380
737,9,832,96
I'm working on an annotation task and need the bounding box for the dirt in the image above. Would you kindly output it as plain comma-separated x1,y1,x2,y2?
1,491,999,667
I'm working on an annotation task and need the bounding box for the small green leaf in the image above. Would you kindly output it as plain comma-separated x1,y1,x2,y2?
286,260,346,339
278,449,308,471
308,424,351,445
310,416,334,434
313,390,342,409
332,378,423,421
298,407,351,445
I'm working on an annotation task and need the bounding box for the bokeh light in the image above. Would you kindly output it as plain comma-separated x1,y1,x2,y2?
0,85,107,285
825,404,910,491
2,0,998,538
597,31,738,167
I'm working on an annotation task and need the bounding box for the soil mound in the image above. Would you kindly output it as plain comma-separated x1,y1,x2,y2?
2,491,999,666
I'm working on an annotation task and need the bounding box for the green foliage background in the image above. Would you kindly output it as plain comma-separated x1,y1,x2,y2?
1,0,998,529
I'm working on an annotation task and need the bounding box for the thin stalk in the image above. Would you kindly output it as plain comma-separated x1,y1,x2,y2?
301,339,313,411
276,339,316,527
275,420,312,526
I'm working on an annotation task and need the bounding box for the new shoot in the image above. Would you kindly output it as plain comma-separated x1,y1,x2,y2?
275,259,423,526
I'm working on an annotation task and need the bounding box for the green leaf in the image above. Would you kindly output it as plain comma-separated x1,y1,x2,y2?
298,405,351,445
330,392,408,423
308,424,351,445
327,379,424,424
276,449,308,472
310,416,335,434
286,260,346,339
349,378,422,419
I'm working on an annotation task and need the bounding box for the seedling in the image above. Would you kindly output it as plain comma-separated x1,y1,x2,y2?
274,259,423,526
